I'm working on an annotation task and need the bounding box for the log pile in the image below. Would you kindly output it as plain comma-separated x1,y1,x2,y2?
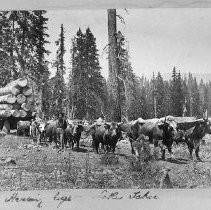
0,78,34,119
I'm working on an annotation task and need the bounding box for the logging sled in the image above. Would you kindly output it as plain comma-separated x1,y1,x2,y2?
0,78,34,133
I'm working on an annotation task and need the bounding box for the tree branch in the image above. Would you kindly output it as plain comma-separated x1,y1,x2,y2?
116,14,125,25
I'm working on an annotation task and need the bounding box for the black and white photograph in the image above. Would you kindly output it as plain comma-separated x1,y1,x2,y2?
1,3,211,209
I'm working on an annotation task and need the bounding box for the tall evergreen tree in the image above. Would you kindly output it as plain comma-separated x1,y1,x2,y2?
70,28,105,120
170,67,184,116
176,71,184,116
192,78,201,117
84,27,105,119
30,10,50,118
170,67,178,116
182,77,189,116
187,73,194,116
155,72,165,118
52,24,66,115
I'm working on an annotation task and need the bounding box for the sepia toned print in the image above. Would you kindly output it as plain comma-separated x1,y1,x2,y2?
1,7,211,200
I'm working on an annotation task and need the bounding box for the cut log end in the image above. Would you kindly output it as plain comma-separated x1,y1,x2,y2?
7,78,28,88
0,86,20,96
22,86,32,96
0,104,13,110
19,110,27,118
0,110,12,118
12,103,21,110
11,110,21,118
0,94,16,104
18,79,28,87
21,103,32,111
26,96,34,104
16,94,26,104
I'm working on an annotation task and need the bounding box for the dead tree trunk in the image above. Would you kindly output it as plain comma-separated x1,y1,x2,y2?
107,9,121,122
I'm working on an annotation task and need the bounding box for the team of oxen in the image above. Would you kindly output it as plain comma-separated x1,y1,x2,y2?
16,114,211,161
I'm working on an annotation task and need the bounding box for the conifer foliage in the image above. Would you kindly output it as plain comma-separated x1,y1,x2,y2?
51,24,66,116
69,28,105,120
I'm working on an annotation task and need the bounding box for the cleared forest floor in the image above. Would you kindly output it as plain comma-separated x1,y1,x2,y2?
0,133,211,191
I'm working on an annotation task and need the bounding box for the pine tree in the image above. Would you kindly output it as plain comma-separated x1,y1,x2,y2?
203,83,209,114
0,11,17,84
187,73,194,116
208,82,211,116
199,79,205,115
163,81,171,116
176,71,184,116
182,77,189,116
115,31,136,120
70,28,105,120
52,24,66,116
170,67,178,116
170,67,184,116
128,76,147,120
30,10,50,118
155,72,165,118
192,78,201,117
84,27,105,119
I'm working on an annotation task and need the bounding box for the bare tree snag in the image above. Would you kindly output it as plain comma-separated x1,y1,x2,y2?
107,9,121,122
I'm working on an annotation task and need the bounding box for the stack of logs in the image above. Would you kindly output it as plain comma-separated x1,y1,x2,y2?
0,78,33,119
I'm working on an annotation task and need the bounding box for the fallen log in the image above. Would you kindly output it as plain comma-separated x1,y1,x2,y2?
7,78,28,88
11,110,20,118
22,86,32,96
0,94,16,104
0,85,20,96
19,109,27,118
0,110,12,118
21,103,32,112
0,104,13,110
16,94,26,104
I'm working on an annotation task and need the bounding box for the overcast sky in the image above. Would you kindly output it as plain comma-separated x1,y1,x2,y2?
45,9,211,80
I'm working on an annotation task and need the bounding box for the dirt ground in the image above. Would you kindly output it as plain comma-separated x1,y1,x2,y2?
0,132,211,191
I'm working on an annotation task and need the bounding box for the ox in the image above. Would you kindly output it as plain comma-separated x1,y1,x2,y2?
120,117,178,160
88,122,122,154
177,118,211,161
17,121,31,136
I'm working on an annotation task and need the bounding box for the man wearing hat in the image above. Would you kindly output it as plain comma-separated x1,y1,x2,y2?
56,112,67,150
